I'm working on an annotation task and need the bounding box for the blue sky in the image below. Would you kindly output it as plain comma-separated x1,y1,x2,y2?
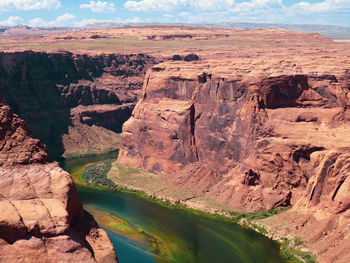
0,0,349,27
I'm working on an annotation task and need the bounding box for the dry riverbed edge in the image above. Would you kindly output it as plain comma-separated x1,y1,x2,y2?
66,153,317,263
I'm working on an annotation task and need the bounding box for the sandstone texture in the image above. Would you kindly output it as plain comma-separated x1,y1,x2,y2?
258,150,350,263
0,103,49,166
117,29,350,263
119,62,350,212
0,101,117,262
1,26,350,262
0,51,158,158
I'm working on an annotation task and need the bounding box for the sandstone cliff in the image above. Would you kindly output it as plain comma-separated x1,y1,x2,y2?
2,27,349,263
0,101,117,262
119,61,350,210
0,51,158,159
118,53,350,262
258,150,350,263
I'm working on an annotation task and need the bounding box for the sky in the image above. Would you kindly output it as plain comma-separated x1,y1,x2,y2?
0,0,349,27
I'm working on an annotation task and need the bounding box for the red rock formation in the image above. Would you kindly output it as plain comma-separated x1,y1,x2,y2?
118,60,350,211
1,27,348,262
0,101,117,262
259,149,350,263
0,51,158,158
0,103,49,166
118,53,350,261
70,104,133,132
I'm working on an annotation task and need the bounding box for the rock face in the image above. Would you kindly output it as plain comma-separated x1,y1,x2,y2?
0,103,49,166
259,150,350,263
1,27,349,262
118,52,350,261
119,62,350,211
0,101,117,262
0,51,158,158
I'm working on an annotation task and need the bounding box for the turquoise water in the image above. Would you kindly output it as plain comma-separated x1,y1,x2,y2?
102,227,157,263
62,155,285,263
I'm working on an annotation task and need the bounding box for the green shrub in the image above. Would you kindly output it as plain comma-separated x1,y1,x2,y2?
83,159,116,187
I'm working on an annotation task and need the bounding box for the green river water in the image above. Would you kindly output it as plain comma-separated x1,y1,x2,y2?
61,152,286,263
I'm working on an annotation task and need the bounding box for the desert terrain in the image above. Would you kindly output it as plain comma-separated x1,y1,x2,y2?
1,26,350,263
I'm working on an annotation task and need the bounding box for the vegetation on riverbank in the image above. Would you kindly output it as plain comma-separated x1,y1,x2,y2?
108,162,228,212
63,153,317,263
280,238,317,263
230,208,290,221
246,222,317,263
83,159,116,187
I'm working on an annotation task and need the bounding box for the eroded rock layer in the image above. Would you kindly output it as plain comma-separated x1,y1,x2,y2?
119,48,350,262
0,101,117,262
0,51,158,158
119,61,350,210
259,150,350,263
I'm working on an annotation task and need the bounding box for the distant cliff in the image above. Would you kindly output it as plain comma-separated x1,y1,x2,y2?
0,51,158,159
1,27,350,263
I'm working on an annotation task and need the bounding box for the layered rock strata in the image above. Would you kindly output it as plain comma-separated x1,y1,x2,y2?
259,150,350,263
0,51,158,158
119,61,350,210
118,57,350,262
0,101,117,262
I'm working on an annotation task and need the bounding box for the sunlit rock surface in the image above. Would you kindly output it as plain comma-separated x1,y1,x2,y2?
118,29,350,263
0,101,117,262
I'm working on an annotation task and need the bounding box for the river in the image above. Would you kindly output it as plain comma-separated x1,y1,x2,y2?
61,152,285,263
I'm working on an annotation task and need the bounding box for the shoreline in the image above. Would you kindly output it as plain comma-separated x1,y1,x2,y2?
62,149,120,161
63,153,317,263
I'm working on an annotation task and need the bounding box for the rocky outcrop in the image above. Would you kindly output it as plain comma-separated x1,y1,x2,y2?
119,60,350,211
0,101,117,262
0,51,158,159
259,150,350,263
70,104,133,132
0,103,49,166
1,27,348,262
145,33,229,41
118,55,350,261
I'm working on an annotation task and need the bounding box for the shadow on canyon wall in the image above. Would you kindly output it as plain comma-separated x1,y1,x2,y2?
0,51,157,160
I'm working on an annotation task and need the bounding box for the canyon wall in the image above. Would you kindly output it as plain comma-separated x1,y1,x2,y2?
0,51,158,159
118,60,350,262
0,101,117,262
119,61,350,212
1,28,349,262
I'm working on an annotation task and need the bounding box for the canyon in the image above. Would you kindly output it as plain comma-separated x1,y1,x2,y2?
0,51,158,159
0,101,117,262
1,26,350,262
118,59,350,263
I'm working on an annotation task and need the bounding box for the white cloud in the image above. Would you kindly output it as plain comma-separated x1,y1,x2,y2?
0,16,24,26
124,0,350,16
124,17,143,23
0,0,61,11
230,0,282,12
80,1,115,12
179,12,190,16
194,0,235,10
74,17,142,26
291,0,350,13
124,0,235,11
56,13,76,23
163,14,173,19
74,18,110,27
29,18,46,27
29,13,75,27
